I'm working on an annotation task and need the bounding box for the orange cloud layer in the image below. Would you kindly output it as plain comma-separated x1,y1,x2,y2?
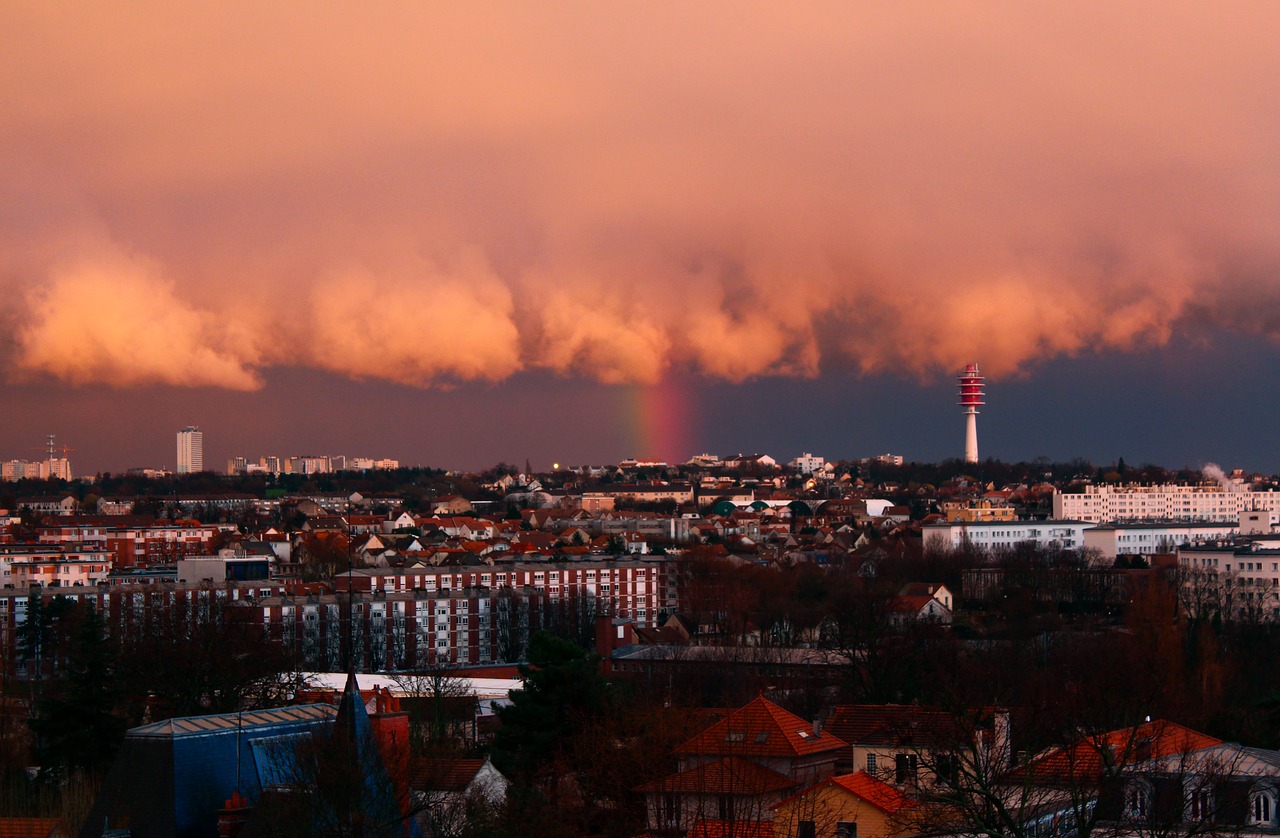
1,4,1277,389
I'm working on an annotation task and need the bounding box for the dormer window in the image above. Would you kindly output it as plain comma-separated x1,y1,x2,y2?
1252,789,1275,825
724,732,745,744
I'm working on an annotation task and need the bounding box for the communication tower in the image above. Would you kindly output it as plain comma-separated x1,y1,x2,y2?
957,364,985,463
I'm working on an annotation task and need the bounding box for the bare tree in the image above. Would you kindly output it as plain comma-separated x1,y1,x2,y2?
390,664,475,754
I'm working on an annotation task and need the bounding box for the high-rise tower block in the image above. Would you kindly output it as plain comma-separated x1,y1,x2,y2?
177,426,204,474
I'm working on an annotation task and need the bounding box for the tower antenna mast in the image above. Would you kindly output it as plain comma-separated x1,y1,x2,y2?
957,364,986,463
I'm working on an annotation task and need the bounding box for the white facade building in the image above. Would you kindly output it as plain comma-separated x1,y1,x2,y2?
787,452,826,475
922,520,1090,552
1082,521,1242,561
176,426,203,474
1053,484,1280,524
2,459,71,481
1178,541,1280,622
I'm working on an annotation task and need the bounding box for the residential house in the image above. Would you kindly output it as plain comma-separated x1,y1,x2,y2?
1112,740,1280,831
772,771,915,838
825,704,1011,785
886,595,952,630
411,756,509,837
637,695,846,834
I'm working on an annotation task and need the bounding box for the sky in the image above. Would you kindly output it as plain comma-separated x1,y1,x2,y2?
3,4,1280,475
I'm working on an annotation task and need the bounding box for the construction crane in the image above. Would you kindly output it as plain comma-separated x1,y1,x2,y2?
32,434,75,461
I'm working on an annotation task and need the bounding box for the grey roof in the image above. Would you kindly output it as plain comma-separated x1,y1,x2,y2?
129,704,337,739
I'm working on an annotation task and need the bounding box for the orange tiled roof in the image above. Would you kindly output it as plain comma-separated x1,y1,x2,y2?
1025,720,1221,783
409,757,486,792
887,595,937,613
829,771,916,812
635,756,796,795
0,818,63,838
677,695,846,758
686,818,773,838
825,704,963,749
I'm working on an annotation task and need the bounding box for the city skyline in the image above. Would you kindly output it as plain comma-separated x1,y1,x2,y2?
4,339,1280,477
3,5,1280,474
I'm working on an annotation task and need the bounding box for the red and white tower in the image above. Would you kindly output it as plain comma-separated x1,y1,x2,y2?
957,363,985,463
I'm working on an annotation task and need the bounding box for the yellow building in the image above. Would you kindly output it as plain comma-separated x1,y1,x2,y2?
772,771,915,838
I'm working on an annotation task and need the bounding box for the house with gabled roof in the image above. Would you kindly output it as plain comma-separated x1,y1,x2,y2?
410,755,508,836
1108,739,1280,831
773,770,916,838
636,695,846,835
1020,719,1221,788
429,495,474,516
826,704,1012,785
886,594,952,629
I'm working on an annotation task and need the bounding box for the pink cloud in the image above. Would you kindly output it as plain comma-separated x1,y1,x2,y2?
1,3,1277,389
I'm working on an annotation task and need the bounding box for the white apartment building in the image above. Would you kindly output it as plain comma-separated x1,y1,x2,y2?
1178,541,1280,622
2,459,72,482
1053,484,1280,524
1082,521,1242,561
787,452,827,475
922,520,1090,552
0,544,114,588
176,426,203,474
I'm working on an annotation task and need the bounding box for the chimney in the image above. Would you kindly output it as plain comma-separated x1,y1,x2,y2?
217,791,251,838
992,708,1011,768
813,717,823,738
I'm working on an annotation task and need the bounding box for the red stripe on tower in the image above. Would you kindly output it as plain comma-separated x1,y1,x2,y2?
957,364,985,462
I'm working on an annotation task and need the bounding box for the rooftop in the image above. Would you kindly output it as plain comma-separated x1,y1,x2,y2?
129,704,337,739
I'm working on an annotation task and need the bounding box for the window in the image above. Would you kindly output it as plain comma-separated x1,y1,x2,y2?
935,753,958,786
662,794,679,828
718,796,735,822
796,821,816,838
866,753,877,774
835,822,857,838
1253,791,1273,825
1188,785,1213,821
1125,781,1151,820
895,753,917,785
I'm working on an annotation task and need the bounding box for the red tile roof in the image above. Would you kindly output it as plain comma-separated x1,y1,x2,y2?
686,818,774,838
1024,720,1221,783
636,756,797,795
409,757,486,792
826,704,962,749
773,770,915,816
887,595,937,613
677,695,846,759
829,771,916,813
0,819,64,838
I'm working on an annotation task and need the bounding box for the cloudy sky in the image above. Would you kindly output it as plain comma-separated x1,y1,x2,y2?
3,3,1280,474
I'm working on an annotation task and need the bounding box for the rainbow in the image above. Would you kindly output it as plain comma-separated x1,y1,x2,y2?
620,377,691,464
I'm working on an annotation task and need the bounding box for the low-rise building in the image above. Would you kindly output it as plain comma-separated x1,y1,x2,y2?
1083,520,1239,561
922,520,1089,553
